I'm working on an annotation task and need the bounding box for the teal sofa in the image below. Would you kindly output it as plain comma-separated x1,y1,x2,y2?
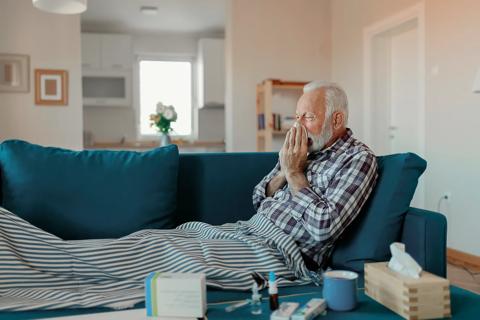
0,143,451,319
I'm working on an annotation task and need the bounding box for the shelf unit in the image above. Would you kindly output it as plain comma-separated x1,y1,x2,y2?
256,79,307,151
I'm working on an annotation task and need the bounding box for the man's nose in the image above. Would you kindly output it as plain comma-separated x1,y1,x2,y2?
294,121,307,135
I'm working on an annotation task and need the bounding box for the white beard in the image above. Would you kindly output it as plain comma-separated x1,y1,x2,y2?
308,119,333,153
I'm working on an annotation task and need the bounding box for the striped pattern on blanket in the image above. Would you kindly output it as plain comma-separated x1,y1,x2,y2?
0,207,313,311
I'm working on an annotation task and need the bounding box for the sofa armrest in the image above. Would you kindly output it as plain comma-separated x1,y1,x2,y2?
400,207,447,277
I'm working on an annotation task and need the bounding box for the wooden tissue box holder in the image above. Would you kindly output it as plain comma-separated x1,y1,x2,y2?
365,262,451,320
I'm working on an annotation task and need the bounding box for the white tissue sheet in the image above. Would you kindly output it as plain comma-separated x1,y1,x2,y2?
387,242,422,278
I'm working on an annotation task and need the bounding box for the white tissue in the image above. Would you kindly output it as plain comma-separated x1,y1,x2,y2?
387,242,422,278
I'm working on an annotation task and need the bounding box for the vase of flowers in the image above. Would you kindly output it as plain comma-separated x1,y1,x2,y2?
150,102,178,146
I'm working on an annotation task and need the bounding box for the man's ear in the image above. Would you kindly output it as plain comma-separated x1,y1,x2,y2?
333,112,344,130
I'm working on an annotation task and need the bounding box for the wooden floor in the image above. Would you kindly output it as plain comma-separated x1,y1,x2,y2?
447,263,480,294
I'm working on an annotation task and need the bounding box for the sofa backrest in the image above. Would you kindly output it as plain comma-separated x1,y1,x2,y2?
175,152,277,225
330,153,426,271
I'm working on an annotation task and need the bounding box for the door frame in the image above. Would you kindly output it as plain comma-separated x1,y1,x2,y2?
363,2,426,158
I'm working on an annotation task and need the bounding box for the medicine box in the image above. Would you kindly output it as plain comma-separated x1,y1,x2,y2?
145,272,206,318
270,302,299,320
365,262,451,320
291,298,326,320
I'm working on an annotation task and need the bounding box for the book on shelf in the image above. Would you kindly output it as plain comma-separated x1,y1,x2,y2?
258,113,296,132
257,113,265,130
272,113,282,131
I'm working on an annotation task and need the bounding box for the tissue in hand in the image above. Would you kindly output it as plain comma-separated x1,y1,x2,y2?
387,242,422,278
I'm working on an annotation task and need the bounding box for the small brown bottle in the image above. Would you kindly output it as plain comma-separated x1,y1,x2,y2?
268,272,279,311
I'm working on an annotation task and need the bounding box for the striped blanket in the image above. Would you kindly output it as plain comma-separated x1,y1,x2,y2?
0,207,314,311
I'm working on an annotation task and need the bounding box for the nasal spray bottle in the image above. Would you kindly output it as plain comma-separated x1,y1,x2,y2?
268,272,279,311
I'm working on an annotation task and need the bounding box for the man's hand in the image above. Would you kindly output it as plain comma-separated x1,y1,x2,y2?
280,124,308,177
279,124,310,195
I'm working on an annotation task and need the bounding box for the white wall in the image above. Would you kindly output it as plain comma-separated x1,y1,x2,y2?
424,0,480,255
198,107,225,141
225,0,332,151
0,0,83,150
134,34,198,57
331,0,480,255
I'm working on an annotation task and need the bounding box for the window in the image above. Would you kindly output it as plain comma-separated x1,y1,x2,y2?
139,59,192,136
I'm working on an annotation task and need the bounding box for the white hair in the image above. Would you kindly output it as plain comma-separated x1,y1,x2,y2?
303,81,349,124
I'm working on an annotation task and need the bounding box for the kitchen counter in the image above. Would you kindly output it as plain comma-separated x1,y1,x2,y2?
84,140,225,153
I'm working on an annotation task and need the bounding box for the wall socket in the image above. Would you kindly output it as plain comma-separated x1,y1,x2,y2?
442,192,452,201
438,192,452,216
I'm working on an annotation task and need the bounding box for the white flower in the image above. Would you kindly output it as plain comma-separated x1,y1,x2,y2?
156,102,166,114
163,108,175,120
162,105,177,121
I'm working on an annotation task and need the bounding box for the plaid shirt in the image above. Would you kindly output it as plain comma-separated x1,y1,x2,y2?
252,128,378,269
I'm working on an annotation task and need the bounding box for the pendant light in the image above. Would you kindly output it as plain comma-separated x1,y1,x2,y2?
32,0,87,15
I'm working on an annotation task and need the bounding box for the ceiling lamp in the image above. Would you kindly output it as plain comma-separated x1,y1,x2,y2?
140,6,158,16
32,0,87,15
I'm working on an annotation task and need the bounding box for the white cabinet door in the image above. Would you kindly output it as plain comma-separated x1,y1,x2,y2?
101,34,132,70
198,38,225,108
82,70,131,107
81,33,101,69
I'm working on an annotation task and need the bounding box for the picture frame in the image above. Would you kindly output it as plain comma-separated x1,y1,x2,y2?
0,53,30,93
35,69,68,106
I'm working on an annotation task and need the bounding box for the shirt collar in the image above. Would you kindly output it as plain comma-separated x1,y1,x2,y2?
308,128,353,160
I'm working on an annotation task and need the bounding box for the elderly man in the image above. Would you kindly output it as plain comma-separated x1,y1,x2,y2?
253,81,378,271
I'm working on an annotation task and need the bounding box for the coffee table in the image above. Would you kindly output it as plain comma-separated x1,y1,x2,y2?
205,285,478,320
2,285,479,319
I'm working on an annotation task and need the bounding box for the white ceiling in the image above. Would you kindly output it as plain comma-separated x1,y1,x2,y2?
81,0,226,35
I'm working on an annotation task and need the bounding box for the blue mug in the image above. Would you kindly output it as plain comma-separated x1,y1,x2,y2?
322,270,358,311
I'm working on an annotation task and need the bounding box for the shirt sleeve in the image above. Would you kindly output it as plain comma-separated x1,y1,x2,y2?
289,151,378,242
252,161,281,210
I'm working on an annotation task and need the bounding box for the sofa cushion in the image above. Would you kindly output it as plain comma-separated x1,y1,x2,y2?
0,140,178,240
330,152,426,272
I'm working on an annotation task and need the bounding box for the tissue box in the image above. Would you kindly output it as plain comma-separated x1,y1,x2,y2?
145,272,206,318
365,262,450,320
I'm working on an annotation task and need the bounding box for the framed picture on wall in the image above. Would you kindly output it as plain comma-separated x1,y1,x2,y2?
35,69,68,106
0,53,30,93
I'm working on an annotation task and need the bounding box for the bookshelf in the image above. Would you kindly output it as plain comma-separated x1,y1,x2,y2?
256,79,307,151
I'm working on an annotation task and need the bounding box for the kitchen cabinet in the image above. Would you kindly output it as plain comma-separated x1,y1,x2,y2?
81,33,132,107
81,33,132,70
197,38,224,108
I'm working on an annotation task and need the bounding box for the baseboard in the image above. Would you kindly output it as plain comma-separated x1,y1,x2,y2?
447,247,480,272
